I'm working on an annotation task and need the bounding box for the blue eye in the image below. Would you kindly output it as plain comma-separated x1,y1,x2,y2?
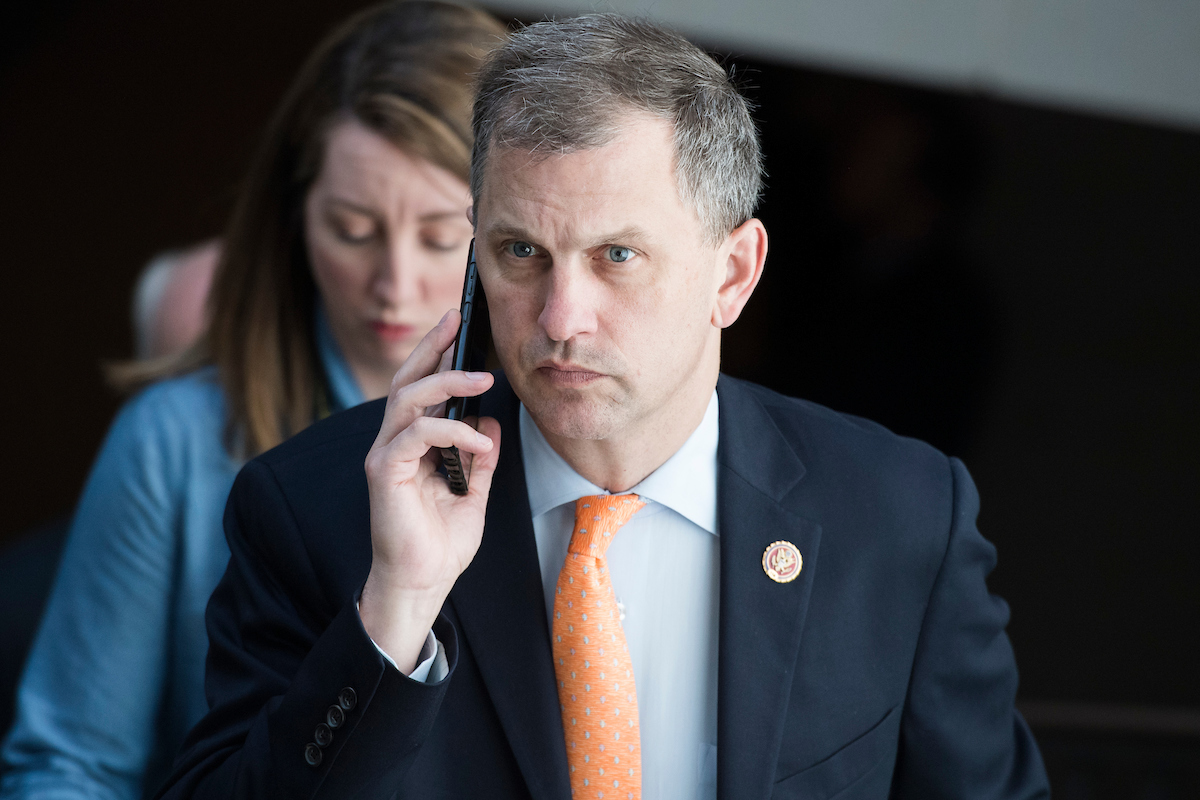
607,246,633,263
508,241,536,258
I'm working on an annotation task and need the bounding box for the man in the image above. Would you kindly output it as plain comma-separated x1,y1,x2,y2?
159,14,1048,800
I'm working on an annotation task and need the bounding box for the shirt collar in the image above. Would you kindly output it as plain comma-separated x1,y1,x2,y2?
315,301,366,412
519,390,719,536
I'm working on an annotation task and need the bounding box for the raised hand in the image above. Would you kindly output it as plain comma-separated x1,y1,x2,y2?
359,310,502,673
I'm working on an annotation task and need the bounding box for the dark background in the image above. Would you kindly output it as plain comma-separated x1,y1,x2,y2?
2,1,1198,796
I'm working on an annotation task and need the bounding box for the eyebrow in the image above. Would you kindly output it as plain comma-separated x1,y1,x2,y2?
480,223,655,249
480,222,529,241
591,226,654,248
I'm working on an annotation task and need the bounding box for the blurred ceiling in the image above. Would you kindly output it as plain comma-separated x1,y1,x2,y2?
495,0,1200,131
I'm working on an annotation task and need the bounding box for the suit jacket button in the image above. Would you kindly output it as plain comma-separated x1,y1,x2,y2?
304,743,322,766
326,705,345,729
314,723,333,748
337,687,357,711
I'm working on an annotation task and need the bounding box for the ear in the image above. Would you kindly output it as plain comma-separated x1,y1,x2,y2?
466,204,476,227
711,218,768,329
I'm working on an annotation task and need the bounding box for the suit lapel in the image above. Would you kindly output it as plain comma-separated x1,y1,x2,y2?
715,377,823,800
448,376,572,800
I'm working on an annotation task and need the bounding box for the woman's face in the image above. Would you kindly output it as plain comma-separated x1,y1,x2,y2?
305,118,472,399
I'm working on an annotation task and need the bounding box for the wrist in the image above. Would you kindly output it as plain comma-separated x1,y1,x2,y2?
359,573,447,674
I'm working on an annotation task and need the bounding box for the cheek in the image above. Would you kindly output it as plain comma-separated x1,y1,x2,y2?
485,296,519,352
429,269,464,307
617,282,706,369
309,241,371,312
483,284,535,356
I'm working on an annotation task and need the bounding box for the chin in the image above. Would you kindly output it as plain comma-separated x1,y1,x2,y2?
526,391,627,442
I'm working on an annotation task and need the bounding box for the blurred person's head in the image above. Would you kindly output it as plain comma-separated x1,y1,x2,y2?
132,240,220,359
117,1,506,456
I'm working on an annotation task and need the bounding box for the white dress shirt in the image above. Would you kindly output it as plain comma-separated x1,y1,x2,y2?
521,391,720,800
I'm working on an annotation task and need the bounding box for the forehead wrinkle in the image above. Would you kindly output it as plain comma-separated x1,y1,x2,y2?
480,205,581,252
479,117,688,252
480,180,589,250
497,181,646,248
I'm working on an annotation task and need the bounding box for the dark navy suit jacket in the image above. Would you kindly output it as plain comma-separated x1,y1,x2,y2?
157,374,1049,799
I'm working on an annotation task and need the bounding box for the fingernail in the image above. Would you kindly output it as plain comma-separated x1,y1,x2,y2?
466,371,490,381
439,309,454,326
476,432,492,447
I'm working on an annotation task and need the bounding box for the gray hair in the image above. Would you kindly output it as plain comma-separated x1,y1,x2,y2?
470,13,763,244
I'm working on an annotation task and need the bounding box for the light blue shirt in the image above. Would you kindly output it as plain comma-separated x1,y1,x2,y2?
0,310,364,800
522,391,720,800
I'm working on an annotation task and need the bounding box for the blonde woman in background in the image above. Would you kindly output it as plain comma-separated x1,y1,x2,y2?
0,4,506,798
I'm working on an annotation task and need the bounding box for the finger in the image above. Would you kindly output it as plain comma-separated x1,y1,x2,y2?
376,370,494,446
385,309,460,402
425,346,458,418
382,415,495,468
452,415,482,472
376,310,460,447
435,341,455,374
462,416,502,502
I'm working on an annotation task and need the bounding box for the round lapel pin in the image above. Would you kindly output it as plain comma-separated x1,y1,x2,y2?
762,540,802,583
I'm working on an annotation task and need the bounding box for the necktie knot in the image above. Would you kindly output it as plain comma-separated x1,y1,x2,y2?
569,494,645,558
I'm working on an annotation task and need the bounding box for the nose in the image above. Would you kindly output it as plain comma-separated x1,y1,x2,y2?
372,236,422,308
537,259,598,343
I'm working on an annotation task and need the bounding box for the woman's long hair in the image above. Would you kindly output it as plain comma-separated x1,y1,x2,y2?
110,1,506,457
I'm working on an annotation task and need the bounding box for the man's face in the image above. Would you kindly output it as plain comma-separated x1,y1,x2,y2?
474,114,726,443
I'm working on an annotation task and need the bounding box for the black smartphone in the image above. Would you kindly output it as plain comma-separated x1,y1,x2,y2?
441,239,489,495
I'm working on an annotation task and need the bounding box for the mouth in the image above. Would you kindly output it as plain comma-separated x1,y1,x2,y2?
536,362,606,387
370,321,417,342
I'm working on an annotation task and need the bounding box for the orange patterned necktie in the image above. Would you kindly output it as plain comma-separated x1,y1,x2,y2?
552,494,646,799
